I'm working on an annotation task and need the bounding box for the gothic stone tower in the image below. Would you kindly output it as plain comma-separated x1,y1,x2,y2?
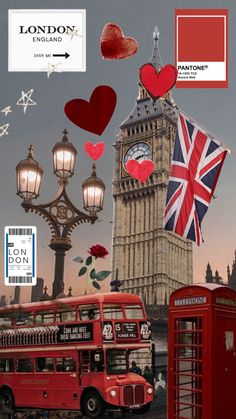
112,27,193,305
227,251,236,291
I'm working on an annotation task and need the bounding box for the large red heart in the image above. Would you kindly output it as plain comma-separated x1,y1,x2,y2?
125,160,155,183
101,23,138,60
84,142,105,161
64,85,117,135
140,63,178,100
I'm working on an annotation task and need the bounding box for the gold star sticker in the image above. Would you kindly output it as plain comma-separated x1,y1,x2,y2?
16,89,37,114
0,123,9,138
42,62,62,78
1,106,12,117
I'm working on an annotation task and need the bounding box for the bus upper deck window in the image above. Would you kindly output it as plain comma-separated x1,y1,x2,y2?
56,309,76,323
0,314,13,329
103,305,123,319
78,305,100,321
125,305,144,319
16,312,34,326
35,311,54,325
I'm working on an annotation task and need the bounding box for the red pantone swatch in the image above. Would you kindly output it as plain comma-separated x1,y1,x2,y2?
178,17,224,62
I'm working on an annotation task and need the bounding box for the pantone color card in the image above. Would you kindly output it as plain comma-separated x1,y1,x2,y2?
4,226,37,286
8,9,86,72
175,9,228,88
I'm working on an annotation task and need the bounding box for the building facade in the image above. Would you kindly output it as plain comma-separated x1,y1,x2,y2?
112,27,193,305
10,286,20,305
0,295,6,307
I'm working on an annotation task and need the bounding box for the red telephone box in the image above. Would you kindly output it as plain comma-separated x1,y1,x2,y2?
168,284,236,419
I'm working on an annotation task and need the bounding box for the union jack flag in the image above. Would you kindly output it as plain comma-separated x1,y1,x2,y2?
164,112,227,245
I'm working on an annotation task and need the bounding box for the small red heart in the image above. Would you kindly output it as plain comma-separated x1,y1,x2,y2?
64,85,117,135
101,23,138,60
140,63,178,100
84,142,105,161
125,160,155,183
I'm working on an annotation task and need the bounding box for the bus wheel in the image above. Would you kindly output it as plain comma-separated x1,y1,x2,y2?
0,388,15,418
83,390,104,418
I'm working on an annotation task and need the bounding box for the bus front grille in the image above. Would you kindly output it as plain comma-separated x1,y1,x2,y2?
123,385,145,406
134,385,145,404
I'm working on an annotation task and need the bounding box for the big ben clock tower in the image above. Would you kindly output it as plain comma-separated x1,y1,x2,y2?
112,27,193,305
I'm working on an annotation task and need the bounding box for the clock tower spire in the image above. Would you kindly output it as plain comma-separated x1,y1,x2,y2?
112,27,193,306
151,25,163,70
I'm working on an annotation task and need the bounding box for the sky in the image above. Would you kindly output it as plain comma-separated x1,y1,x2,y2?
0,0,235,303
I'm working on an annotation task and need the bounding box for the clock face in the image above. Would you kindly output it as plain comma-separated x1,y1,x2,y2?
123,142,152,167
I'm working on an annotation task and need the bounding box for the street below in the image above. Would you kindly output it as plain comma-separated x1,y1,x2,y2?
132,398,167,419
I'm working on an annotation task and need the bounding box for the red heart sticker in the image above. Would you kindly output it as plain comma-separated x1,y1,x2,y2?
125,160,155,183
64,85,117,136
84,142,105,161
101,23,138,60
140,63,178,100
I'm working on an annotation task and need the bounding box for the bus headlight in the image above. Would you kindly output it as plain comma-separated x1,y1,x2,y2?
110,390,117,397
147,387,153,395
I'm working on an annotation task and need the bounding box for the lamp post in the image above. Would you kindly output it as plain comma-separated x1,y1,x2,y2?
16,129,105,299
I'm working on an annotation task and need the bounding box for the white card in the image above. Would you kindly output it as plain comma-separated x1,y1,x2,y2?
4,226,37,286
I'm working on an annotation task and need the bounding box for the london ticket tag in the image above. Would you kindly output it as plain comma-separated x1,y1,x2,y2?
4,226,37,286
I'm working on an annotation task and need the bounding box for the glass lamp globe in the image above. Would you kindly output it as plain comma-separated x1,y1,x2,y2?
52,129,77,179
82,164,105,216
16,145,43,201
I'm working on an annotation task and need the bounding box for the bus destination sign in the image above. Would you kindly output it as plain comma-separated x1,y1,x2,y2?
58,323,93,343
115,322,138,339
102,321,151,342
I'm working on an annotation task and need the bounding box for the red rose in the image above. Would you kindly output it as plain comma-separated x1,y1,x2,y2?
88,244,109,258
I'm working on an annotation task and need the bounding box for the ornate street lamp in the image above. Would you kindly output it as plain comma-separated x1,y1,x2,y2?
16,129,105,299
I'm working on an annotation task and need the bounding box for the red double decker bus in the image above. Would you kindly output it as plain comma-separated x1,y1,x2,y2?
0,292,154,418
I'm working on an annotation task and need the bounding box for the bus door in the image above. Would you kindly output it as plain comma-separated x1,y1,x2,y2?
79,350,105,387
53,355,79,409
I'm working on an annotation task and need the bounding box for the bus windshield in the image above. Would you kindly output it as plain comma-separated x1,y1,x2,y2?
106,349,127,374
106,348,152,375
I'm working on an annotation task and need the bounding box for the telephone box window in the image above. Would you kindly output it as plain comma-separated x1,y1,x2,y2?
173,317,203,418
